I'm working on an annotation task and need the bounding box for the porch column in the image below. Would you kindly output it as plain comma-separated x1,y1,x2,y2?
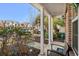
48,14,51,49
51,17,53,42
78,6,79,56
40,7,44,55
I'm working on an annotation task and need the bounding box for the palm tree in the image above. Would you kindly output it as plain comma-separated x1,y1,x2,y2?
53,17,64,29
53,17,65,40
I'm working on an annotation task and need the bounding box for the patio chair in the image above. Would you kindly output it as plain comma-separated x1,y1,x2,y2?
47,49,65,56
47,42,70,56
63,42,73,56
63,42,69,56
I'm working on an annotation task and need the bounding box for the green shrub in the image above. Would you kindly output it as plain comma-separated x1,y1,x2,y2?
44,32,48,38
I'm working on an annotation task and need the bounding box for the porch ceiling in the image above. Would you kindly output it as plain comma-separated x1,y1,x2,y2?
40,3,66,16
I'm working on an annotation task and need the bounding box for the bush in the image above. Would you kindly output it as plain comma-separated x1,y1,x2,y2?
44,32,48,38
53,32,65,41
53,33,57,39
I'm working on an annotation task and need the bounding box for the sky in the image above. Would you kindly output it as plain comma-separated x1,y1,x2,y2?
0,3,40,24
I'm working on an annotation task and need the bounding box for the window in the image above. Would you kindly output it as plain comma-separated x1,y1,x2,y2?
72,20,78,55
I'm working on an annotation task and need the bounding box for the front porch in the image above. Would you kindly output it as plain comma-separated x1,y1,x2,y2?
31,3,79,56
0,3,78,56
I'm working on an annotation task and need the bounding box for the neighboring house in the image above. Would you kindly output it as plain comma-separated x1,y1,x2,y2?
0,20,19,28
0,21,4,28
19,22,27,28
0,20,32,29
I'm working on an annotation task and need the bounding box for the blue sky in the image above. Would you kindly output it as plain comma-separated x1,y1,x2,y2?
0,3,40,24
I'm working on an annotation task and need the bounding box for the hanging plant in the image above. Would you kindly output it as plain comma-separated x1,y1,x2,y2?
72,3,79,12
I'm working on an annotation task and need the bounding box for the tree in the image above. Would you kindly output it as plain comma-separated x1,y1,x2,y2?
33,15,64,40
33,15,40,26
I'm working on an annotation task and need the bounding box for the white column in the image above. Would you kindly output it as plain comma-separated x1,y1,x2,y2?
51,17,53,42
40,7,44,55
78,6,79,56
48,14,51,49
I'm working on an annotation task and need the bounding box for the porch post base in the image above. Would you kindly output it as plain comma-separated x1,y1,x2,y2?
38,53,45,56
